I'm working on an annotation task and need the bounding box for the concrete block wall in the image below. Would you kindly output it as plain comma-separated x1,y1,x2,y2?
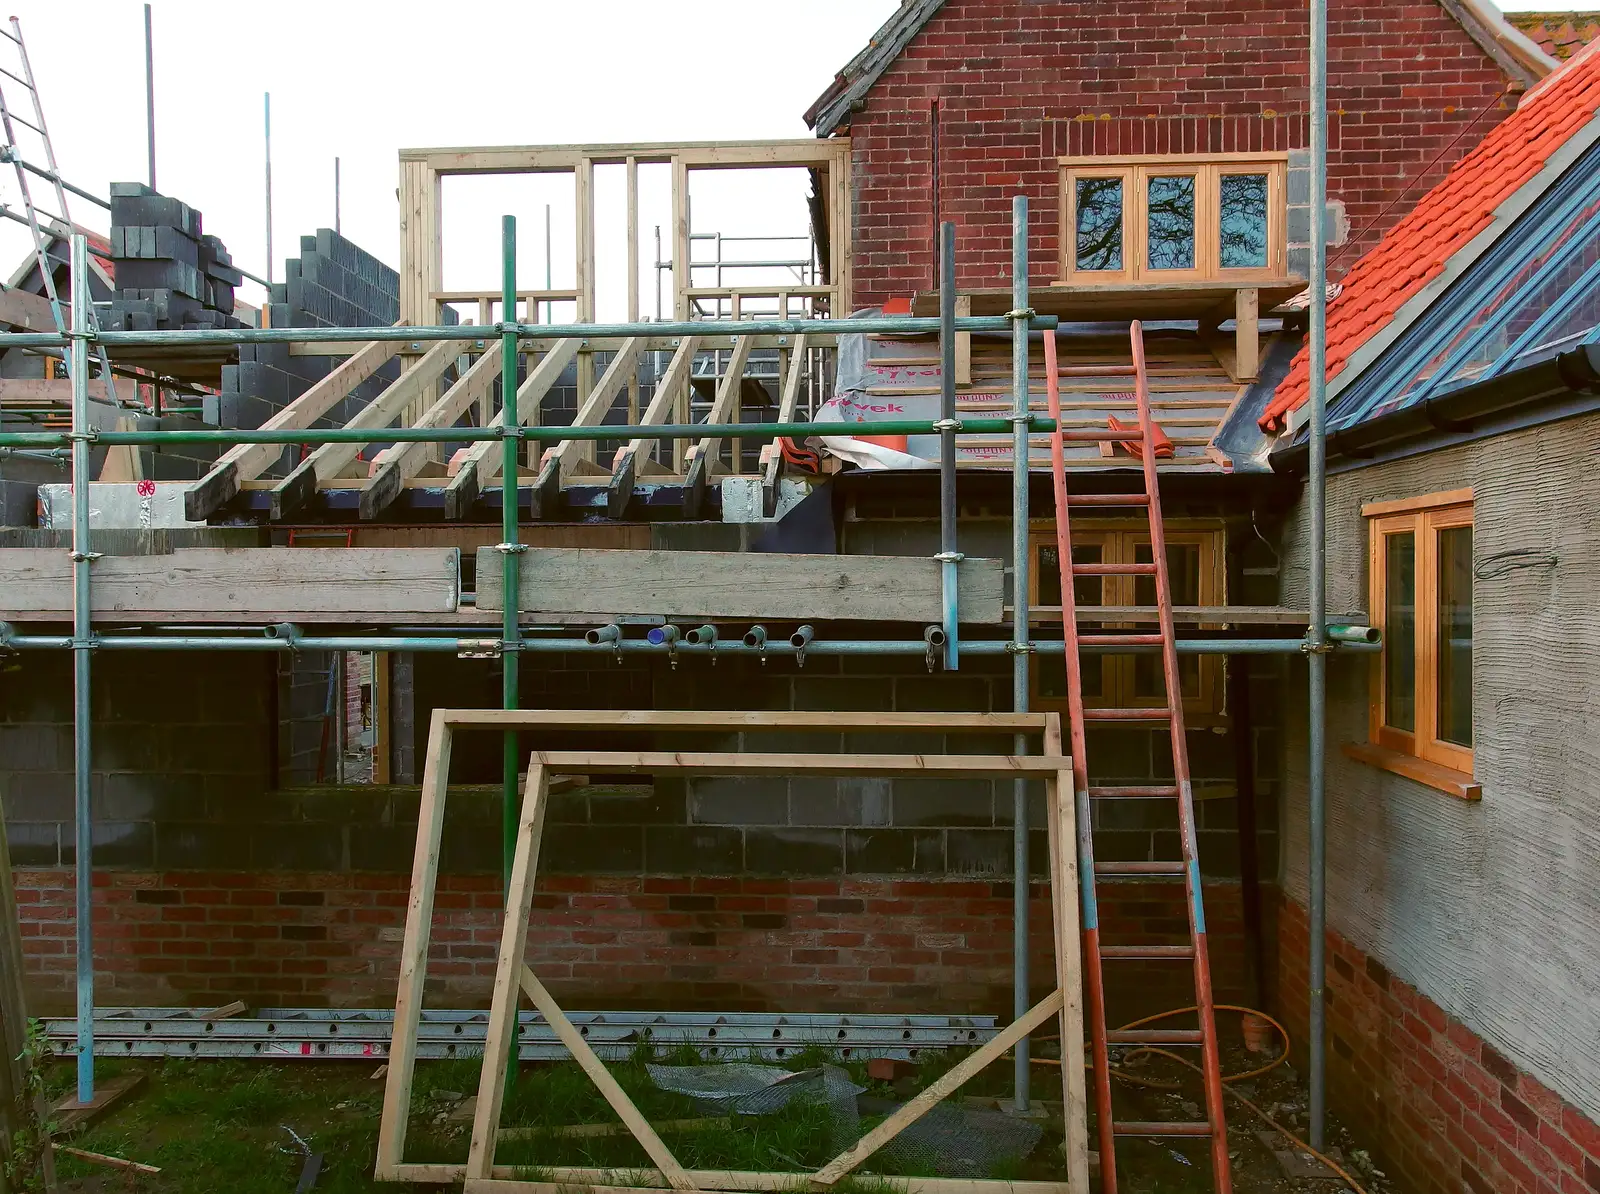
844,0,1516,306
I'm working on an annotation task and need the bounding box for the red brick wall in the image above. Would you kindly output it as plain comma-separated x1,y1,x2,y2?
845,0,1518,308
19,869,1255,1017
1277,897,1600,1194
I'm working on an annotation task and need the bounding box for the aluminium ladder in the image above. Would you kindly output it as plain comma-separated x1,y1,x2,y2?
1041,321,1231,1193
0,16,120,407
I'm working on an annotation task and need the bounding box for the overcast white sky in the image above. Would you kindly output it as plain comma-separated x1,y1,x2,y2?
3,0,897,319
4,0,1568,320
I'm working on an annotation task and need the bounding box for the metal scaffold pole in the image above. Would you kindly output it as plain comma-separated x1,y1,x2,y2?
1009,195,1032,1110
1307,0,1331,1149
500,214,521,888
69,234,95,1104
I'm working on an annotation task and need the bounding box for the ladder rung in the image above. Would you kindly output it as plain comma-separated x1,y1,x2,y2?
1113,1120,1212,1137
9,113,41,136
1100,944,1195,959
0,66,31,88
1077,633,1165,646
1072,562,1158,576
1086,785,1179,799
1064,492,1148,507
1083,707,1171,722
1095,861,1187,876
1105,1029,1204,1044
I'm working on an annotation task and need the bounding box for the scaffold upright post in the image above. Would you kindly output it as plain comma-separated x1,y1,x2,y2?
69,233,94,1104
1009,195,1032,1110
500,214,521,888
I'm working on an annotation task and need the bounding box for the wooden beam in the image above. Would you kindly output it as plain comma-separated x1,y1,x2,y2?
0,547,460,620
528,751,1060,778
267,338,467,521
184,337,401,521
0,378,108,404
466,766,551,1181
1234,287,1259,382
473,547,1005,624
439,709,1054,731
0,284,58,332
400,138,846,175
457,1173,1071,1194
443,337,582,519
760,333,809,516
363,347,504,520
608,336,701,518
531,338,644,518
682,331,753,518
376,711,452,1179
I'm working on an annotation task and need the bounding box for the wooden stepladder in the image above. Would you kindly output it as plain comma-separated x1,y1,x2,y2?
1041,322,1231,1193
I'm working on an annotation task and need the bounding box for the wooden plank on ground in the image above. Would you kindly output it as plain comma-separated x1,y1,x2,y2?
0,548,460,620
474,547,1003,624
51,1074,146,1136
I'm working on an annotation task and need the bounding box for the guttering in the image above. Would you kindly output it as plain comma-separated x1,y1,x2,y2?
1269,341,1600,475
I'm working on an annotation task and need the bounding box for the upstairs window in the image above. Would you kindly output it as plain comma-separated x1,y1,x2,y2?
1060,155,1287,284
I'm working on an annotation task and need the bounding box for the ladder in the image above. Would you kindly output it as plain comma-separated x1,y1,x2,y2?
1041,320,1231,1193
0,15,120,407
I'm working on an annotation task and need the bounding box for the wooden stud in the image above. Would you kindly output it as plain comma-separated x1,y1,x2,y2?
465,765,551,1180
375,710,453,1179
1234,287,1258,382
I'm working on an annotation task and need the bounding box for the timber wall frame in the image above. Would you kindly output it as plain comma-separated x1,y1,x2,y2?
397,140,853,331
374,708,1090,1194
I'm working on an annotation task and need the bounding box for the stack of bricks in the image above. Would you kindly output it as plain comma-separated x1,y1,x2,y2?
101,184,245,332
205,229,420,440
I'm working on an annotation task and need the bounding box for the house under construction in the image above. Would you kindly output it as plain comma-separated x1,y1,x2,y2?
2,4,1599,1194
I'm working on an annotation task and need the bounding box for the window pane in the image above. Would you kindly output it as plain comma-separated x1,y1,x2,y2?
1133,543,1201,699
1384,532,1416,733
1147,175,1196,270
1219,173,1269,268
1437,525,1473,747
1075,177,1124,271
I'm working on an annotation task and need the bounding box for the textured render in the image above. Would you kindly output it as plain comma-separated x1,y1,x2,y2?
1265,40,1600,428
1277,411,1600,1124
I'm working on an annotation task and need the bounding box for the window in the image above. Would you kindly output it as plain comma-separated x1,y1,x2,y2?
1059,155,1288,284
1365,490,1474,776
1029,525,1226,718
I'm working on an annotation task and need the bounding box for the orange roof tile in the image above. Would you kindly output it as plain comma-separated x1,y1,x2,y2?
1262,38,1600,432
1508,11,1600,60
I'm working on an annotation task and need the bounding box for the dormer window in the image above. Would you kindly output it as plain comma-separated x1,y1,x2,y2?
1059,154,1288,284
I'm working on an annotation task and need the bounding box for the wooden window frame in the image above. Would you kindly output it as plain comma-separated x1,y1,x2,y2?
1058,154,1288,285
1028,522,1227,720
1366,491,1474,777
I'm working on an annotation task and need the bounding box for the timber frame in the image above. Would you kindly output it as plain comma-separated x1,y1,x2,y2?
374,709,1090,1194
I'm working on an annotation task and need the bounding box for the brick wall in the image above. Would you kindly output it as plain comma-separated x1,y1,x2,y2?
17,869,1254,1016
844,0,1518,307
1277,898,1600,1194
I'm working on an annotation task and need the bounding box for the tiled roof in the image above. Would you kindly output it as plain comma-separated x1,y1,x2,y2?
1508,11,1600,59
1262,38,1600,431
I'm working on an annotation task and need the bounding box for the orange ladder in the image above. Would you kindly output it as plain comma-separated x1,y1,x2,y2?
1041,320,1231,1193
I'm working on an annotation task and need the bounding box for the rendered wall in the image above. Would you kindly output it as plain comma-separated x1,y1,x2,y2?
1277,411,1600,1128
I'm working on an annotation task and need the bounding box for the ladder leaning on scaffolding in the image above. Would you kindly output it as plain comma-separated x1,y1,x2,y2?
1043,321,1232,1194
0,15,120,407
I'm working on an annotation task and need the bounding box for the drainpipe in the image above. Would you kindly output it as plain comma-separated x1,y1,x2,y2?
1009,196,1032,1110
938,222,960,669
1308,0,1332,1149
69,235,95,1104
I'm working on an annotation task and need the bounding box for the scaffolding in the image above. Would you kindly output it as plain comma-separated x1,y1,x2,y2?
0,198,1348,1174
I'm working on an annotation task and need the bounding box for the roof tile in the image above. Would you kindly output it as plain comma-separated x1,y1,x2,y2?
1263,39,1600,430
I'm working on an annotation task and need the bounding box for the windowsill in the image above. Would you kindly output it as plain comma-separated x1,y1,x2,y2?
1340,741,1482,802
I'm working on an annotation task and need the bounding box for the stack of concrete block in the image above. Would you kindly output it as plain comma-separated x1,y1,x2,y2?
100,183,246,331
205,229,454,447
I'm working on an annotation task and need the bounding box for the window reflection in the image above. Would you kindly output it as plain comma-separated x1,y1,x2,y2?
1075,177,1124,271
1219,174,1268,268
1147,175,1196,270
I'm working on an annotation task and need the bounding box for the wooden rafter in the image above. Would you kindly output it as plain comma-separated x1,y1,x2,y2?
530,338,644,518
759,332,808,516
184,336,402,521
607,335,701,518
268,338,468,521
362,345,504,520
682,331,754,519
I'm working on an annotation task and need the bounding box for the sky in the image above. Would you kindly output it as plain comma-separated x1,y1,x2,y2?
2,0,899,319
2,0,1571,320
